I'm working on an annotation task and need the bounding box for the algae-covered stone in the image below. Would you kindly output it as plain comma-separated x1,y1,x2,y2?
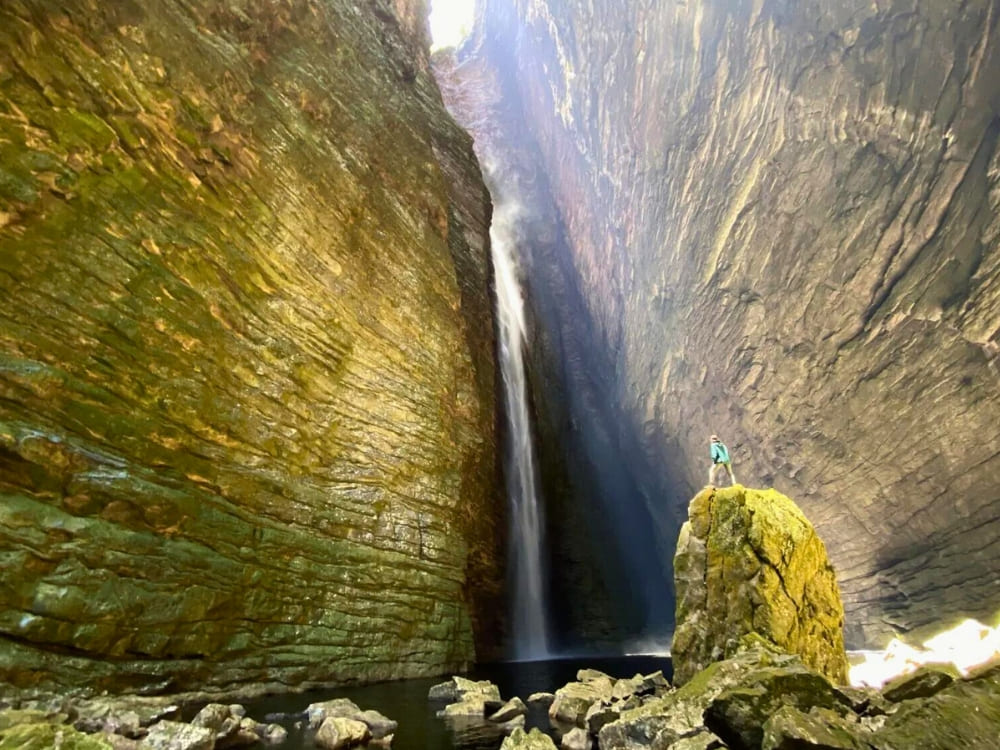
549,677,614,727
501,727,558,750
489,697,528,723
872,664,1000,750
599,640,834,750
560,726,590,750
672,487,849,686
703,668,854,749
454,677,503,702
761,705,870,750
665,730,724,750
306,699,363,728
0,722,114,750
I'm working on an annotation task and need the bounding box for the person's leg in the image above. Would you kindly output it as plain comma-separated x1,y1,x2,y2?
709,463,719,485
726,462,736,485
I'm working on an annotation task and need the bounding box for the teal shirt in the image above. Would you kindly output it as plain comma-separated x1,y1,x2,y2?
711,441,730,464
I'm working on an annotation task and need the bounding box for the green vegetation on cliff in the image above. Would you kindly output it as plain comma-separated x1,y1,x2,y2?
0,0,500,694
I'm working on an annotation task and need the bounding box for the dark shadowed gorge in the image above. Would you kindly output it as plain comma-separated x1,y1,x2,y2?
441,0,1000,650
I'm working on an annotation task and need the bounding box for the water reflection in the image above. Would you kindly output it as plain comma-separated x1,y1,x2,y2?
240,656,670,750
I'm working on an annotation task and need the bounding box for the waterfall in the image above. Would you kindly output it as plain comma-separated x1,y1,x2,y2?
491,201,551,661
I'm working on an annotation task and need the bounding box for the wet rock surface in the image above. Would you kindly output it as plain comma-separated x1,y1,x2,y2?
596,642,1000,750
0,694,388,749
672,486,848,686
453,0,1000,648
0,0,501,694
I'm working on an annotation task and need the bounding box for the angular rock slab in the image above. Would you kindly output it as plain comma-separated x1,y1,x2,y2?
501,727,558,749
872,664,1000,750
599,640,845,750
672,486,848,685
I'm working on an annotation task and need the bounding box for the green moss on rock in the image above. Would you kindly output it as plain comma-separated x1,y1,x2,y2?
0,0,500,694
672,486,849,686
0,722,112,750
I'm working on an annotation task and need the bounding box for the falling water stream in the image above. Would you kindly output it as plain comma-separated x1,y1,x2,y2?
491,203,551,660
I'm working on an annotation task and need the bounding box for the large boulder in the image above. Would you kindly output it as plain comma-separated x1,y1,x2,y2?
307,699,364,728
672,486,849,686
600,635,1000,750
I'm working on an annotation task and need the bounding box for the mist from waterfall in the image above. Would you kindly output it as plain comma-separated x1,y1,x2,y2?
491,199,551,661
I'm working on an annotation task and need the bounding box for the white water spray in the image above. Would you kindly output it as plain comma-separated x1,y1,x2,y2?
491,201,550,660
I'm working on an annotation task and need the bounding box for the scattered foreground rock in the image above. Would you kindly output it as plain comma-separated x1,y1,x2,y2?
501,727,558,749
560,726,591,750
549,678,614,727
592,639,1000,750
315,716,371,750
0,695,318,749
306,697,397,740
672,486,849,686
142,720,215,750
490,697,528,723
73,696,180,737
527,693,555,706
431,676,504,719
880,664,960,703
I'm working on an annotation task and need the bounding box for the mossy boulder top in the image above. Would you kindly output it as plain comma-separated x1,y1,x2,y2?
672,486,849,685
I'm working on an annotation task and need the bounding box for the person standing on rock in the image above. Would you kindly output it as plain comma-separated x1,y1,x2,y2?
709,434,736,486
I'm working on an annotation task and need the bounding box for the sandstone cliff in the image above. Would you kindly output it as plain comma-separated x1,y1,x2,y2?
460,0,1000,647
0,0,501,693
672,486,848,686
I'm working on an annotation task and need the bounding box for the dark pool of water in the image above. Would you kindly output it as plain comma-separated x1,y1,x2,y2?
242,655,672,749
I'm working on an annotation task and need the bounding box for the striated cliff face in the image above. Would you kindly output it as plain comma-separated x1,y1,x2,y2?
458,0,1000,647
0,0,502,693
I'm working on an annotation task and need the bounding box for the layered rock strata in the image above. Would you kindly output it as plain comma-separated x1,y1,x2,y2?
672,486,849,686
462,0,1000,646
0,0,501,693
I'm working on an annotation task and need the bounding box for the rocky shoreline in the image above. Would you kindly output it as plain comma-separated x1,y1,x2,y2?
3,648,998,749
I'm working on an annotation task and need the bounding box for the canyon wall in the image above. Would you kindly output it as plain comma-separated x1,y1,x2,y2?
459,0,1000,647
0,0,502,694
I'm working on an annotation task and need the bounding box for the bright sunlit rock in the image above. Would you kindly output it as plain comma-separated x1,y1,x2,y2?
849,618,1000,688
429,0,474,50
